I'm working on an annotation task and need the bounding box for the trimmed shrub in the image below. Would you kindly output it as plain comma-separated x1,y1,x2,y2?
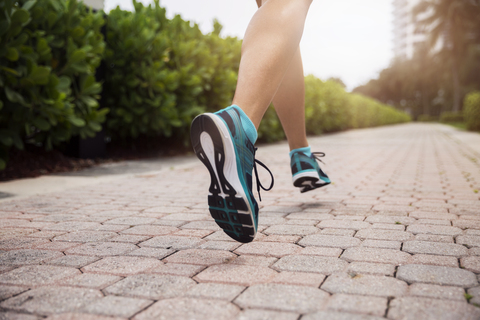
440,111,464,123
104,0,240,142
417,114,438,122
464,91,480,131
257,105,285,143
304,76,410,135
258,75,410,142
305,76,352,134
0,0,107,169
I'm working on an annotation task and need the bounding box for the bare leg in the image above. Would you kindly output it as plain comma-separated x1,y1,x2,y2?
232,0,313,129
272,48,309,151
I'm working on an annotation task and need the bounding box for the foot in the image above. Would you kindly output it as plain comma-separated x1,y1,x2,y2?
291,150,330,193
190,105,273,243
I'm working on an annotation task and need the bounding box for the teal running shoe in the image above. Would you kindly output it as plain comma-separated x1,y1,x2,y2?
291,150,330,193
190,106,273,243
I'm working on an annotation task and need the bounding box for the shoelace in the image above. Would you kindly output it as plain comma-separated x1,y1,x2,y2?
253,148,274,201
312,151,326,164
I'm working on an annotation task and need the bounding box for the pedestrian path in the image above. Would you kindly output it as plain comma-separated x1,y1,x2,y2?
0,123,479,319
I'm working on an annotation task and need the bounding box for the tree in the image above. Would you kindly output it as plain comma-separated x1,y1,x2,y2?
327,77,346,89
413,0,480,112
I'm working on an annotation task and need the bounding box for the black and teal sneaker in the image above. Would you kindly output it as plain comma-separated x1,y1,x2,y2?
291,150,330,193
190,106,273,243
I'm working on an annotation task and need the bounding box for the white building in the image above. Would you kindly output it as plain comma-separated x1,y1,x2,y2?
392,0,427,59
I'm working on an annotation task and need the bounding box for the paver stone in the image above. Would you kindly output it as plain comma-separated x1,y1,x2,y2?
388,297,480,320
0,265,80,286
0,249,63,265
234,283,329,313
104,274,195,300
82,256,163,276
132,297,239,320
396,264,478,288
0,287,103,315
272,255,348,274
163,249,236,265
321,272,408,297
195,264,277,286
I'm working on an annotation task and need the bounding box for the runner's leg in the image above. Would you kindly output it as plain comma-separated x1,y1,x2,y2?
232,0,313,129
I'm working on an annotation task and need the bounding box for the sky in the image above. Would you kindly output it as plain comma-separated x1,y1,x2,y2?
104,0,394,91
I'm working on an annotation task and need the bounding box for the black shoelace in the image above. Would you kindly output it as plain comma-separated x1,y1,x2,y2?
312,151,326,164
253,147,274,201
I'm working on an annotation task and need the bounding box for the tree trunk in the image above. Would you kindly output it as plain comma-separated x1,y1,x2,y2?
452,57,461,113
422,90,429,115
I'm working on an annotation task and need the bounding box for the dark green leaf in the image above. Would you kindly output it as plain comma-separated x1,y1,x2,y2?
80,96,99,108
69,50,86,64
32,118,51,131
57,76,71,93
4,87,25,104
68,116,86,127
28,66,51,85
22,0,37,11
5,47,19,61
88,121,102,131
36,38,50,56
11,9,29,25
9,33,28,46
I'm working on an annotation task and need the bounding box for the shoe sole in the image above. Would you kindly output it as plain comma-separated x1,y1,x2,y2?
190,113,256,243
293,171,330,193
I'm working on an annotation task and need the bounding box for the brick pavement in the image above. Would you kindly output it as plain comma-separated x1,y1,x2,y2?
0,123,480,319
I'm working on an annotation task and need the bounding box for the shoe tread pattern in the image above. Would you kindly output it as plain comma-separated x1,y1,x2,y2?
191,114,255,243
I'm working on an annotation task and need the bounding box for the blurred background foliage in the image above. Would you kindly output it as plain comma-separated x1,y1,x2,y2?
104,1,240,143
1,0,437,171
353,0,480,123
0,0,106,169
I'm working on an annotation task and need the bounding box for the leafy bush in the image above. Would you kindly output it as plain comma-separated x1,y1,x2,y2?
104,0,240,142
440,111,464,123
0,0,412,170
257,105,285,143
305,77,352,134
464,91,480,131
417,114,438,122
303,76,410,135
0,0,107,169
257,75,410,142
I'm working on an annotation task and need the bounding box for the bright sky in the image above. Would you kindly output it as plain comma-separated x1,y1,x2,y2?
104,0,393,91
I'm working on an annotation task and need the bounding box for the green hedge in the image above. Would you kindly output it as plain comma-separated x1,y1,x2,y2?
0,0,412,170
305,76,352,134
304,77,410,135
440,111,464,123
103,0,240,142
257,76,411,143
464,91,480,131
0,0,107,169
417,114,438,122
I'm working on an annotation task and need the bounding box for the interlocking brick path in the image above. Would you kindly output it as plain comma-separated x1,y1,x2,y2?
0,123,479,319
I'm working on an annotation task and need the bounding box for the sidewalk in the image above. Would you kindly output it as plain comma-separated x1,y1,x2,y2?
0,122,479,320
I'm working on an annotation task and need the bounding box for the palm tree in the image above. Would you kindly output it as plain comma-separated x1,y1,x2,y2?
413,0,480,112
